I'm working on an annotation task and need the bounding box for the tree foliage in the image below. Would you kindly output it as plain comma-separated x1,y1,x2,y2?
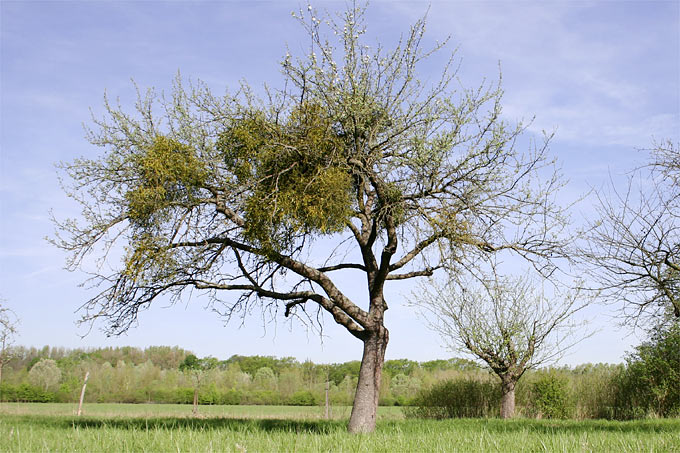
1,344,676,420
0,302,19,399
615,323,680,417
28,358,62,392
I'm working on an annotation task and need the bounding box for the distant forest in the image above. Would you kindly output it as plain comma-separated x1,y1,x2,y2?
1,340,677,420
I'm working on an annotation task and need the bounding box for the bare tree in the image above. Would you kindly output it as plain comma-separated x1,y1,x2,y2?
0,303,19,399
52,2,570,432
585,140,679,327
415,271,589,418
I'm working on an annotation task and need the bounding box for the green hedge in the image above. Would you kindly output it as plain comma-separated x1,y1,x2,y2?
0,384,55,402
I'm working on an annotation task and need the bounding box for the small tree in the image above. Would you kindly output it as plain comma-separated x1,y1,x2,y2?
179,354,216,414
585,140,679,327
0,303,19,399
28,358,62,392
416,271,588,418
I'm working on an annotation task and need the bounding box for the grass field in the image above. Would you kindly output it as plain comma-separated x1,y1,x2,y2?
1,403,678,452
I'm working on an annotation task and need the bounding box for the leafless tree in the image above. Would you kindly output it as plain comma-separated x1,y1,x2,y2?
585,140,679,328
415,271,589,418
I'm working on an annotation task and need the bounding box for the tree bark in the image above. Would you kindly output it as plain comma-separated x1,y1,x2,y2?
192,388,199,415
77,371,89,416
500,377,516,419
325,378,330,420
348,327,388,434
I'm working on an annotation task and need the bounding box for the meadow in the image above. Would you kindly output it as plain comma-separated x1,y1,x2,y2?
1,403,678,452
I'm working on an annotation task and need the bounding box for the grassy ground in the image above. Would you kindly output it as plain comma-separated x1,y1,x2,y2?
0,403,678,452
0,402,390,420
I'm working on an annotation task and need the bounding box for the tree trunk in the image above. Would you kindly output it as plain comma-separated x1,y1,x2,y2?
77,371,89,416
325,378,330,420
348,327,388,434
500,377,516,419
192,388,199,415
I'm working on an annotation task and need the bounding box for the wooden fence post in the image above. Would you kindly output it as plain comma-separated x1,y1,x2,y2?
325,379,330,419
77,371,89,416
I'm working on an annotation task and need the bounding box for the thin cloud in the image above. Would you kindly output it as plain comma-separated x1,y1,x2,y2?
390,2,679,149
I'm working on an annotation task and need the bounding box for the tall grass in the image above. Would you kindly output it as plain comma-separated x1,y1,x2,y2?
0,403,678,452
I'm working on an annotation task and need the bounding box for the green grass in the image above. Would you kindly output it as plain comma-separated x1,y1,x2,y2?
0,402,397,420
0,403,678,452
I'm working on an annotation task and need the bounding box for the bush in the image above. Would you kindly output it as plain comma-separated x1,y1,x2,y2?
217,389,243,405
379,395,397,406
0,383,55,402
393,395,413,406
244,390,281,405
530,372,572,419
613,324,680,419
288,390,317,406
406,378,500,419
147,387,185,404
174,387,194,404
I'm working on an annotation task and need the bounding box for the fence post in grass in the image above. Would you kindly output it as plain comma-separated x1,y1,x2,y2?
77,371,89,416
325,378,330,419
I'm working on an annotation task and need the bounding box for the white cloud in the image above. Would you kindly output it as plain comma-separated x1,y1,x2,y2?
389,1,679,148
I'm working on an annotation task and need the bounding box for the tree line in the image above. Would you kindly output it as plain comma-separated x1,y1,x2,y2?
2,327,677,419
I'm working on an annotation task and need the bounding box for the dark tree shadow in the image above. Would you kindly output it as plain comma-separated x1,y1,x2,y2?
389,418,680,435
7,414,679,436
58,416,345,434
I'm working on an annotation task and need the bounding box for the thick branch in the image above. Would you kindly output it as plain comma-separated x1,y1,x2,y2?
171,236,371,327
385,267,439,280
389,233,443,271
317,263,367,273
192,280,365,337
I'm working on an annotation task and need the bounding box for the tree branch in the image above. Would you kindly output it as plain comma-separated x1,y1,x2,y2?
385,267,440,280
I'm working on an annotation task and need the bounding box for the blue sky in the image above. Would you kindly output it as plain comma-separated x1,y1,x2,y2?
1,0,678,366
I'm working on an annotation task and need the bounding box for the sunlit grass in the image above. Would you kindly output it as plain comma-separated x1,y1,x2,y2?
0,402,404,420
0,403,677,452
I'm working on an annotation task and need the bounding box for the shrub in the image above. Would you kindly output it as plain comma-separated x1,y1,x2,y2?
175,387,194,404
149,388,179,403
0,383,54,402
531,372,572,419
612,324,680,419
217,389,242,405
244,390,281,405
406,378,500,419
379,395,397,406
288,390,317,406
